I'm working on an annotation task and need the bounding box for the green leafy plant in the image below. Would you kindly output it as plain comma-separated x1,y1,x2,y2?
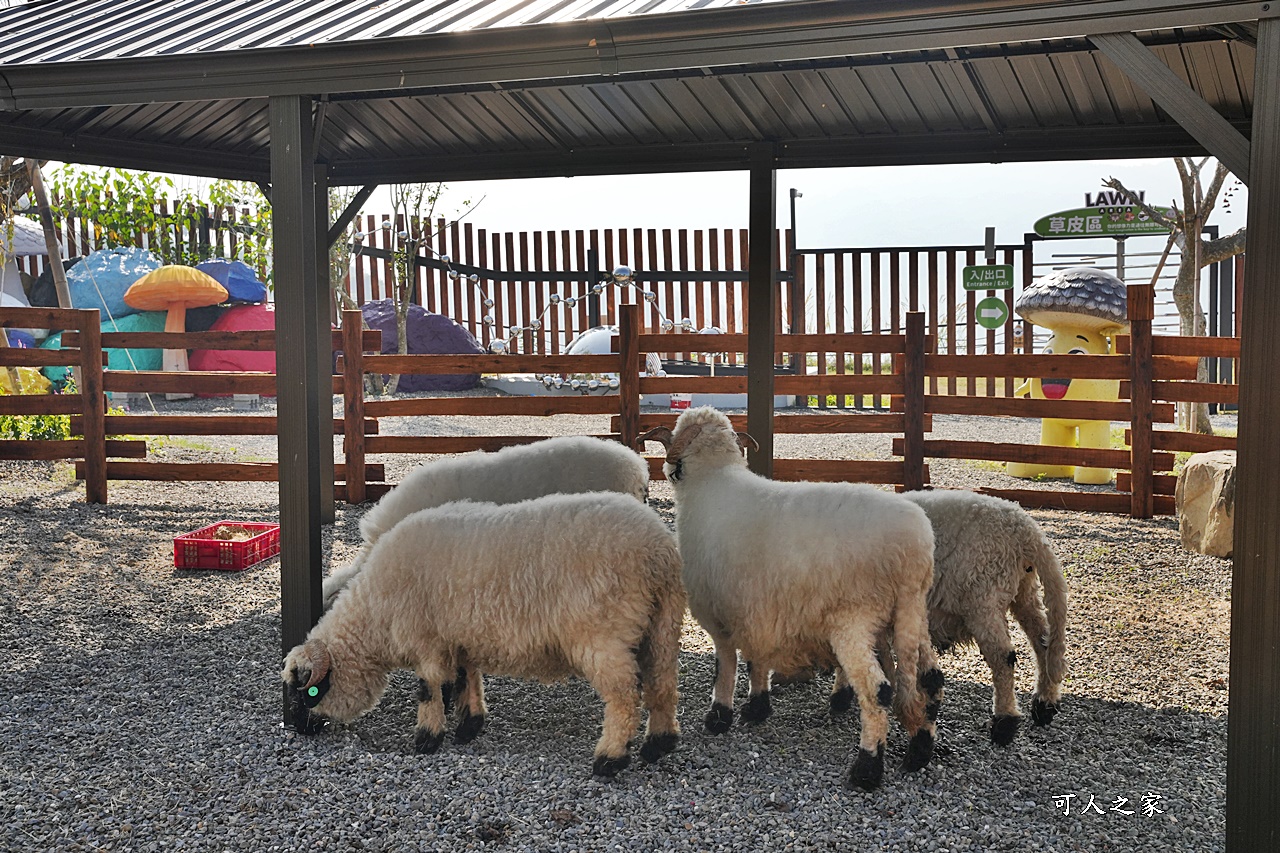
0,410,71,440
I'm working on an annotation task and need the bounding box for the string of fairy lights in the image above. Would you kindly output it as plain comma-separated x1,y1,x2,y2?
354,219,724,394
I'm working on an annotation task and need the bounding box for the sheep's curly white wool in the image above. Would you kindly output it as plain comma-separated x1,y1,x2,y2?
283,492,685,778
323,435,650,608
640,406,943,791
903,489,1068,743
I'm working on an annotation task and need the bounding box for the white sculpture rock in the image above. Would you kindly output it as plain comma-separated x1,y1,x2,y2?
1176,450,1237,558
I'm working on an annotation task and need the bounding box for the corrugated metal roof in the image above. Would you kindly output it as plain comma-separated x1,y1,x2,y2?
0,0,784,63
0,0,1259,183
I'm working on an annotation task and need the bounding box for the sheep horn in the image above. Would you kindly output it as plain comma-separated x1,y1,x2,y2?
635,426,673,451
736,432,759,453
302,640,331,690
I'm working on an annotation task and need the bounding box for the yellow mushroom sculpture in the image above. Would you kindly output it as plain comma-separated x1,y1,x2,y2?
1007,267,1129,485
123,265,227,399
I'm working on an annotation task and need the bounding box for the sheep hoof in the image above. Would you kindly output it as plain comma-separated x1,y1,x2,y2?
704,703,734,734
592,753,631,778
639,733,679,763
829,685,854,716
1031,698,1059,726
901,729,934,773
740,691,772,724
413,728,445,755
846,745,884,791
990,714,1020,746
453,711,486,745
920,667,945,699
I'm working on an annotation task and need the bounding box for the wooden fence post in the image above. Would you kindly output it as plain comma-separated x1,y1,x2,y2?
617,303,641,449
1128,284,1154,519
341,309,367,504
902,311,926,491
78,309,107,504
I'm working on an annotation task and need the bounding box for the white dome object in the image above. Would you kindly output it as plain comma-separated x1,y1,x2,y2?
564,325,619,356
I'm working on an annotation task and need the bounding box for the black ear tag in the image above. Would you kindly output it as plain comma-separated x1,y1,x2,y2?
301,671,331,708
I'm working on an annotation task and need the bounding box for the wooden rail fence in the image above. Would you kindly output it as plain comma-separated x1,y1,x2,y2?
2,283,1238,517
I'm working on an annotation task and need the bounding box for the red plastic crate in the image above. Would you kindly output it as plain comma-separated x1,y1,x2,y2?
174,521,281,571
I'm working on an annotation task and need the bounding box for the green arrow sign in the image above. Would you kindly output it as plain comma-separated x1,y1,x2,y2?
975,296,1009,330
962,264,1015,290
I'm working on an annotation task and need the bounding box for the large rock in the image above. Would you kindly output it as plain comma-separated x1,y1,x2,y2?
1176,450,1237,558
359,299,484,392
189,303,278,396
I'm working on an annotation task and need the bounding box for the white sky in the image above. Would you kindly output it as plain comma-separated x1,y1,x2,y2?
355,157,1247,253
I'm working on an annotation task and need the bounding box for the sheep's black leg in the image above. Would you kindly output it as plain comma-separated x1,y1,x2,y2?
453,667,487,745
413,677,446,755
704,638,738,735
739,661,773,724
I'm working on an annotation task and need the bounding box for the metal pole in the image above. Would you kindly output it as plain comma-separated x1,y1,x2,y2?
271,94,325,729
746,145,777,478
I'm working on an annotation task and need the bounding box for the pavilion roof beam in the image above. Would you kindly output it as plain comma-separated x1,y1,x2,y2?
1089,30,1252,183
0,0,1267,110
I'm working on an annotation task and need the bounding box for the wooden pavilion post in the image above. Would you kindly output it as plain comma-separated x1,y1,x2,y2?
617,303,641,450
271,94,325,727
1227,15,1280,852
1127,283,1154,519
745,144,776,477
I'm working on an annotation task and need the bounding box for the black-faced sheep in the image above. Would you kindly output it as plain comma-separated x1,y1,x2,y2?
854,489,1068,745
283,492,684,778
323,435,650,609
638,407,943,791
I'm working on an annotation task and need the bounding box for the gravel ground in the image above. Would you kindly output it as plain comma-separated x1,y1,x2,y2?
0,395,1232,852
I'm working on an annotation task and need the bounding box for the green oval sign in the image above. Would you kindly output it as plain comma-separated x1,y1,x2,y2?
1033,205,1175,238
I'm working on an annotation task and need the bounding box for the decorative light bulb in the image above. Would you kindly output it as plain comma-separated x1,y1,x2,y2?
587,379,600,390
511,326,523,336
397,230,409,240
608,378,620,389
529,319,542,331
613,265,633,284
353,231,365,240
642,291,657,303
381,220,392,230
483,314,495,325
681,318,695,330
468,274,479,284
440,254,451,264
489,340,506,354
549,293,562,304
660,319,675,331
565,297,577,308
483,298,494,308
570,380,581,390
592,283,604,294
447,269,459,280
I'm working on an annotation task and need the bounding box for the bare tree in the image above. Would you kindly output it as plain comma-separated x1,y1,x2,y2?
1104,158,1246,434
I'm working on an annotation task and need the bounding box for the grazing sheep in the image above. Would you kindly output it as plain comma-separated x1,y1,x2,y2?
323,435,650,609
283,492,685,777
857,489,1068,745
638,407,943,791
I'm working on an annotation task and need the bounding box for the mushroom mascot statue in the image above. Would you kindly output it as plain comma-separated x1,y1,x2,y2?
1008,268,1129,485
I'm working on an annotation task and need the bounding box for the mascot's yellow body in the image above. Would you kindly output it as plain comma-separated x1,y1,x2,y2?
1007,267,1129,486
1008,324,1118,485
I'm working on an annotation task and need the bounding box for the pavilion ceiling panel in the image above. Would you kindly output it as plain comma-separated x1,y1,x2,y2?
810,67,892,135
596,82,701,143
890,63,970,132
851,66,934,134
581,83,682,145
709,76,791,139
778,69,859,136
